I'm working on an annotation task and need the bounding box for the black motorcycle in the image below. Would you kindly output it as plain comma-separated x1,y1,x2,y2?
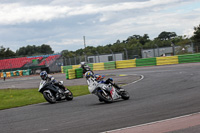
38,80,73,104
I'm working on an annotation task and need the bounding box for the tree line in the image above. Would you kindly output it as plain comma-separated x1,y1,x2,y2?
1,23,200,59
0,44,54,59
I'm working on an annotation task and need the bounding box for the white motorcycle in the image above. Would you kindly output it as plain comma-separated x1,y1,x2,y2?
86,77,129,103
38,80,73,104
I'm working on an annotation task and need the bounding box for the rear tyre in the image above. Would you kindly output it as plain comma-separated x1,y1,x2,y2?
65,89,73,101
121,91,130,100
43,90,56,104
97,90,113,103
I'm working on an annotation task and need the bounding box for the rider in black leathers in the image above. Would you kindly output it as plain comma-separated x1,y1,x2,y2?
40,71,66,91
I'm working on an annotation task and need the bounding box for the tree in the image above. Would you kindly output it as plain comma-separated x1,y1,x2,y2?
157,31,177,40
0,46,16,58
192,24,200,43
16,44,54,56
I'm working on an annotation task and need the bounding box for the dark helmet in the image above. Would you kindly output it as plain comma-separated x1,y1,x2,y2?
40,71,48,80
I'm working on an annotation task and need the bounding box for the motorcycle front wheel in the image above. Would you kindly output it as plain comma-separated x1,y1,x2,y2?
43,90,56,104
97,90,113,103
65,89,73,101
121,91,130,100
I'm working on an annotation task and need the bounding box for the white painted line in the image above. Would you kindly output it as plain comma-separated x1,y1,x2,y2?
121,74,144,87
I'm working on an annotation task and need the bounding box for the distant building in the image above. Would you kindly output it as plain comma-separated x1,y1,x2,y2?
87,53,123,63
141,45,193,58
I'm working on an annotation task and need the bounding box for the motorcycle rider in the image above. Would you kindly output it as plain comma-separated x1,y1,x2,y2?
40,71,66,92
80,62,93,74
86,71,124,92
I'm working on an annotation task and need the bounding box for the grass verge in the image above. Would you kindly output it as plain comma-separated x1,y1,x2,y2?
0,85,89,110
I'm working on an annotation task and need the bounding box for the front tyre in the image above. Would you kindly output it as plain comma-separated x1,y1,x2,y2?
43,90,56,104
97,90,113,103
121,91,130,100
65,89,73,101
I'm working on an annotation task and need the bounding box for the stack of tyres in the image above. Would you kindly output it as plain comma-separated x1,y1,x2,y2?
104,61,116,70
26,69,31,75
19,70,23,76
6,72,11,77
66,69,76,79
136,58,156,67
10,71,14,77
178,54,200,63
16,71,19,76
75,68,83,78
0,72,3,78
23,70,27,76
61,66,64,73
63,66,72,73
13,71,17,76
66,69,69,79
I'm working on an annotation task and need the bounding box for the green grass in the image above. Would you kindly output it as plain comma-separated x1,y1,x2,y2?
0,85,89,110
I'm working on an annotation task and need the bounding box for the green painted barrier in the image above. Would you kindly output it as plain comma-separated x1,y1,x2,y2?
136,57,156,67
104,61,116,70
178,53,200,63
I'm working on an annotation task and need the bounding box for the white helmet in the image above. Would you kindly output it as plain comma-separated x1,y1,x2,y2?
81,62,86,66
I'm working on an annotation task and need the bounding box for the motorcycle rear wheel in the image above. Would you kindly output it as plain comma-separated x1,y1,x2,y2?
97,90,113,103
121,91,130,100
43,90,56,104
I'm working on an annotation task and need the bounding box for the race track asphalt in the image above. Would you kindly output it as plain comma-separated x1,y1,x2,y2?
1,63,200,133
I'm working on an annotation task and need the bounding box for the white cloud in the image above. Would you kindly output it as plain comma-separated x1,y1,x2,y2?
0,0,200,52
0,0,190,25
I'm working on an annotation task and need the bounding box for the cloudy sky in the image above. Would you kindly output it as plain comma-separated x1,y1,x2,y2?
0,0,200,53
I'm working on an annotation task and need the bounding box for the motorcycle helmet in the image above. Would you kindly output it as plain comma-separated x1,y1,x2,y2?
81,62,86,66
40,71,48,80
94,74,105,81
85,71,93,78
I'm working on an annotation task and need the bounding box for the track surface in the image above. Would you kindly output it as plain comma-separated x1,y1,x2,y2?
1,63,200,133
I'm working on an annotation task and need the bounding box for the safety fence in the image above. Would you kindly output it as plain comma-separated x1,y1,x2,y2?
0,69,31,78
62,53,200,79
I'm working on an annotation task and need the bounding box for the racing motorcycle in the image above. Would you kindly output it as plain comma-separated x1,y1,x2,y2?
83,65,94,74
86,76,129,103
38,80,73,104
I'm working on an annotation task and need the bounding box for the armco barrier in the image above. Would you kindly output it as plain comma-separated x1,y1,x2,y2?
104,61,116,70
116,59,136,69
93,63,105,71
178,54,200,64
156,56,178,66
136,58,156,67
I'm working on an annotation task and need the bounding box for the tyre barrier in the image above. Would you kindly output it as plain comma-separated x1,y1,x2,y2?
116,59,136,69
66,68,83,79
62,53,200,79
93,63,105,71
0,69,31,78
